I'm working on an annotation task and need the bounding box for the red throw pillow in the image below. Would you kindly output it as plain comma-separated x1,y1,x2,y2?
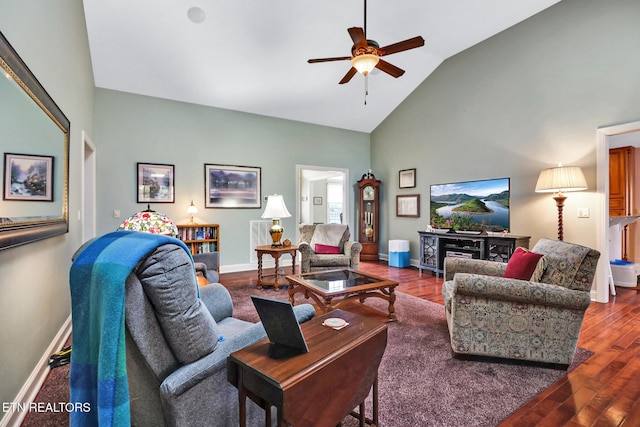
315,243,340,254
503,247,544,280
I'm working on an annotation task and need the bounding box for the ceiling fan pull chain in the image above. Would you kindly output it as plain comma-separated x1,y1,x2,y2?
364,74,369,105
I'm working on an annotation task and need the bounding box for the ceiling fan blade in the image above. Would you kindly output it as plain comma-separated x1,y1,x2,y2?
348,27,367,50
375,59,405,78
378,36,425,56
339,67,358,84
308,56,351,63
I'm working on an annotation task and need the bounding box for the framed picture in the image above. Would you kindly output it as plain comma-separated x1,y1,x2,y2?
396,194,420,218
3,153,54,201
137,162,175,203
399,168,416,188
205,164,261,208
313,196,323,205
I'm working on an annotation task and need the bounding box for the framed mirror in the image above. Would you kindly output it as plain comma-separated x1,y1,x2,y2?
0,31,69,250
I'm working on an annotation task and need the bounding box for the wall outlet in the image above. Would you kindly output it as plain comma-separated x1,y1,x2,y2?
113,210,120,218
578,208,590,218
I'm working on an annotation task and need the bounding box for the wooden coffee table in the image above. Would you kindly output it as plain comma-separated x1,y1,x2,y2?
286,268,398,322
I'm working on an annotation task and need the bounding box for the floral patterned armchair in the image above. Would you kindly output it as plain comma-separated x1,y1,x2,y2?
298,224,362,273
442,238,600,366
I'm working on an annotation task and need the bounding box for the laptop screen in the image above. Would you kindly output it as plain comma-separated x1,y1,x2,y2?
251,296,309,359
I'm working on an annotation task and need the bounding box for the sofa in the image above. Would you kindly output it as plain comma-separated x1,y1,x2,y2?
442,237,599,366
298,224,362,273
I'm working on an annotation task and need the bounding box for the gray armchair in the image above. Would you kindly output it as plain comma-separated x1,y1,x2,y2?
193,251,219,283
442,238,599,366
298,224,362,273
72,237,315,426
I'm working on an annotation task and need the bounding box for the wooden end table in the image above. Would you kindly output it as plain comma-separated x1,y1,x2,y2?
255,245,298,290
286,268,399,322
227,310,387,427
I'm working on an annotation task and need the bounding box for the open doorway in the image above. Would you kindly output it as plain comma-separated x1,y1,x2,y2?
295,165,349,241
595,120,640,302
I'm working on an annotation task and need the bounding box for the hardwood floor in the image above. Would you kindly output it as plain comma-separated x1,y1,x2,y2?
220,261,640,427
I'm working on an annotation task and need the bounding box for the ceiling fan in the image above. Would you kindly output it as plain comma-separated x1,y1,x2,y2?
307,0,425,85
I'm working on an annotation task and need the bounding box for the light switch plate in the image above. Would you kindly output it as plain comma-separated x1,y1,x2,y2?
577,208,590,218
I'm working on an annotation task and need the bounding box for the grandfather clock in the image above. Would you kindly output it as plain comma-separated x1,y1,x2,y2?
357,172,381,261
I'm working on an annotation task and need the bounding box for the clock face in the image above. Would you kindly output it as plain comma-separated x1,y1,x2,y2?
363,185,375,201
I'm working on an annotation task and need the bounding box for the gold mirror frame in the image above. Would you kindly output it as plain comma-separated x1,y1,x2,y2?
0,31,69,250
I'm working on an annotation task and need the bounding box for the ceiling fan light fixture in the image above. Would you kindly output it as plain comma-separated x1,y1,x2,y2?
351,53,379,75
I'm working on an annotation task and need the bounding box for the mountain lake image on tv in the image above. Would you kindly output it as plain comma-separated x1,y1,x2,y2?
430,178,510,232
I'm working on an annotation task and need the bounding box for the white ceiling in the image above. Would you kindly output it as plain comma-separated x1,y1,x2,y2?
83,0,560,133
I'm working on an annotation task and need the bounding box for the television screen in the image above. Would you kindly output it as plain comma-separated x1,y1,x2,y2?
430,178,510,232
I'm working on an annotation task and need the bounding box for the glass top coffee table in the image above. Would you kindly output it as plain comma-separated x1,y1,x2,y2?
286,268,398,322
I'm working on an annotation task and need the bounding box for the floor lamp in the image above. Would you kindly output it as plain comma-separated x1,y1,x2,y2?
535,164,588,241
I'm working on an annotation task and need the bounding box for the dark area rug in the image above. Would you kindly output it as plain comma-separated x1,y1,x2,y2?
21,284,592,427
232,284,593,427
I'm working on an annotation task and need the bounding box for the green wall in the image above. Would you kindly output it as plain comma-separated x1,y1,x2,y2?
93,89,370,268
0,0,94,410
372,0,640,277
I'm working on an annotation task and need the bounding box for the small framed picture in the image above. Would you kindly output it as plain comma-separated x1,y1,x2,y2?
137,162,175,203
205,164,261,208
396,194,420,218
3,153,54,201
399,168,416,188
313,196,323,205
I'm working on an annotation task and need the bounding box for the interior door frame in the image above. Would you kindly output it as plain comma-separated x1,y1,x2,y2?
81,130,96,243
295,164,350,243
595,120,640,302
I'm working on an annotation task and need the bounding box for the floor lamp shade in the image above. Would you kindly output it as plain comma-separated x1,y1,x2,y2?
261,194,291,247
535,165,588,241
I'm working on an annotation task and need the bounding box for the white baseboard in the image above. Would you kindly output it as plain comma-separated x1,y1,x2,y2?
1,316,72,427
220,259,294,274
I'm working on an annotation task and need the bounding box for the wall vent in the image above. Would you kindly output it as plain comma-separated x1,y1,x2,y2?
249,220,272,263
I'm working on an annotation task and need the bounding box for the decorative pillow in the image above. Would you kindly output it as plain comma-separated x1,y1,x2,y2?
315,243,341,254
503,247,546,281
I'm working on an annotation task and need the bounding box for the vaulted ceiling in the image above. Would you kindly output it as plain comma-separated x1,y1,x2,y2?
83,0,560,133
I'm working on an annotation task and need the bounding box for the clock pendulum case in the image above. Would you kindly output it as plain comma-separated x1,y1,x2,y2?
357,172,381,261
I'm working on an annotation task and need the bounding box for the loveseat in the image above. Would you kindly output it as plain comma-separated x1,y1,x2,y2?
442,238,599,366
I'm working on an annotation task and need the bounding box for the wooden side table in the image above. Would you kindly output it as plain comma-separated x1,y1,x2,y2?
255,245,298,290
227,310,387,427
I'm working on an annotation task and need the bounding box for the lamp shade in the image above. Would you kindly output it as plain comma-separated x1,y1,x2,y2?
535,165,588,193
187,200,198,215
118,210,179,238
351,54,379,75
261,194,291,219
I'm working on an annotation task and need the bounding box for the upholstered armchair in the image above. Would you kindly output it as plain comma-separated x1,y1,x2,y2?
193,251,220,283
298,224,362,273
442,238,599,366
70,231,315,426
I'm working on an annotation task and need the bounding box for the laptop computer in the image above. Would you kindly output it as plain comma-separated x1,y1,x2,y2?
251,296,309,359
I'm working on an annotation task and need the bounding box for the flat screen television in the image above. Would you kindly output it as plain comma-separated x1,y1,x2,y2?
430,177,510,232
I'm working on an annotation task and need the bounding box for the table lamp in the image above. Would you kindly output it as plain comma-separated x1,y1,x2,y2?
118,206,179,238
187,200,198,224
535,163,587,241
261,194,291,247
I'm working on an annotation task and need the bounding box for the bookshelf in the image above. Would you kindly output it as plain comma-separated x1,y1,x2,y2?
177,223,220,255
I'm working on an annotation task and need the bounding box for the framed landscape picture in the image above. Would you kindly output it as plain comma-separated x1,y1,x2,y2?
137,162,175,203
3,153,54,201
205,164,261,208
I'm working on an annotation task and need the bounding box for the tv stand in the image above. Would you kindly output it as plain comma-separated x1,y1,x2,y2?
418,231,530,277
